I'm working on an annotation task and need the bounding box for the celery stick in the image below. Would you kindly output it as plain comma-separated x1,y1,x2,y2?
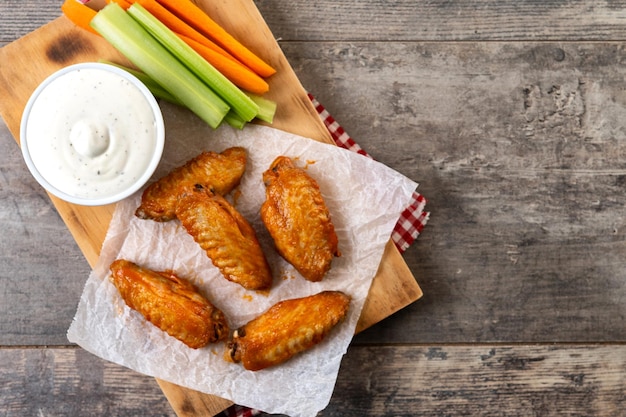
99,60,183,106
221,92,277,128
126,3,259,123
104,58,274,127
223,111,247,129
245,93,277,124
91,3,229,128
125,69,182,105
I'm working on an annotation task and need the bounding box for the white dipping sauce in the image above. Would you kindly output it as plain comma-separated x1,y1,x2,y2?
24,66,160,200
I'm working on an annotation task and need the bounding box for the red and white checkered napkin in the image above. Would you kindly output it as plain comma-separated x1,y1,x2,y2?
216,95,429,417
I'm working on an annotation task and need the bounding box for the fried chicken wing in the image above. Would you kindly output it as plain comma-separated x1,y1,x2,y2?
135,147,247,221
261,156,340,282
226,290,351,371
109,259,229,349
175,185,273,291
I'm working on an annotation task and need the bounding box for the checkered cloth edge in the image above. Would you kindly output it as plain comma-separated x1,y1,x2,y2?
216,94,430,417
221,405,262,417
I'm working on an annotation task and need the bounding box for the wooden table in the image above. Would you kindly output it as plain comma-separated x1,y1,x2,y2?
2,1,625,416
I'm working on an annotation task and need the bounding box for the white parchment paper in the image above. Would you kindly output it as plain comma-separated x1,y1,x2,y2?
67,105,418,417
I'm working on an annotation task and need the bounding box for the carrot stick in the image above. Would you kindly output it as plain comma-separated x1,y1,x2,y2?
177,33,269,95
105,0,133,9
134,0,236,62
156,0,276,78
61,0,99,35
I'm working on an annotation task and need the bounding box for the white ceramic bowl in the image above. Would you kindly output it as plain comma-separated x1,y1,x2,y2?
20,62,165,206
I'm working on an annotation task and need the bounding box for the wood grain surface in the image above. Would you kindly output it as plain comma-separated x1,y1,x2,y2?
3,0,626,416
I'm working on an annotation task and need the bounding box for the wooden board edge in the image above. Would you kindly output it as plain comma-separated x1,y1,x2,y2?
156,379,234,417
356,240,423,334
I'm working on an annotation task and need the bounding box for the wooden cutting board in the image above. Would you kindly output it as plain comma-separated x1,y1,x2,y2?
0,1,422,415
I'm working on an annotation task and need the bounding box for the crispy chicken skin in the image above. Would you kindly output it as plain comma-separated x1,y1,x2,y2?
175,185,273,291
261,156,340,282
226,291,351,371
109,259,229,349
135,147,247,222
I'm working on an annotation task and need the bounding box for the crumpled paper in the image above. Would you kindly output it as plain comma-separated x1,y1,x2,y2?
67,105,418,417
